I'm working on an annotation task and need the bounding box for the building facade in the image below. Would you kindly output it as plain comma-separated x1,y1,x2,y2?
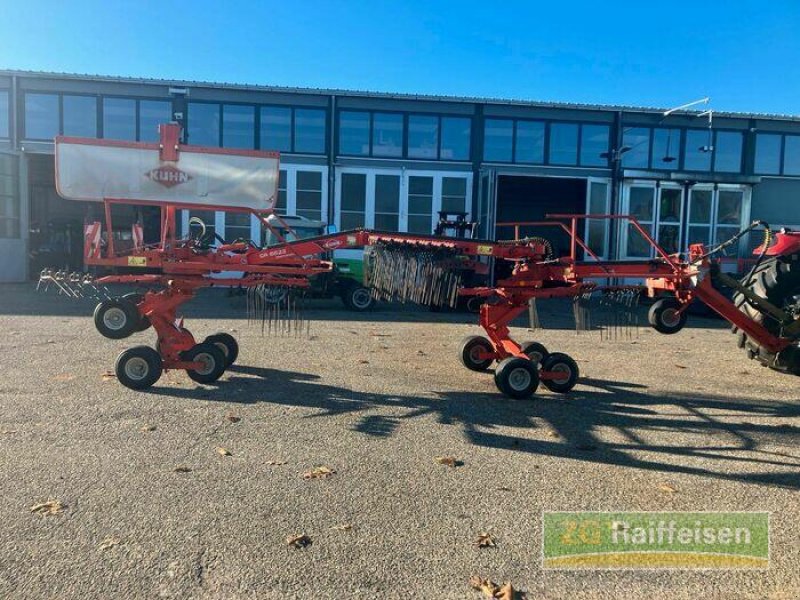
1,69,800,281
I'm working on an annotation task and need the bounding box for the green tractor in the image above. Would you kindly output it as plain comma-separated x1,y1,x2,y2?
263,215,374,311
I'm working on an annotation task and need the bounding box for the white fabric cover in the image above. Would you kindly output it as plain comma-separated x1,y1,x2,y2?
56,139,279,210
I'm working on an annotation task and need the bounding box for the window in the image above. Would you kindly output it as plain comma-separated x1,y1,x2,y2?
440,117,470,160
0,154,19,238
340,173,367,229
580,124,609,167
713,131,743,173
260,107,291,152
339,111,370,156
188,103,220,146
784,136,800,176
24,93,59,140
687,186,746,248
515,121,545,164
372,113,403,157
407,175,434,233
62,95,96,137
222,104,255,149
683,129,712,171
294,109,325,153
441,177,468,213
586,180,610,257
549,123,579,165
622,127,650,168
716,189,744,244
139,100,171,142
0,91,8,138
103,98,136,140
755,134,781,175
274,169,287,214
483,119,513,162
374,174,401,230
408,115,438,159
296,170,323,220
651,128,680,169
225,212,252,242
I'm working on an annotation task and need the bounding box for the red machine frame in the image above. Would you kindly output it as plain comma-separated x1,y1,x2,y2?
48,124,800,395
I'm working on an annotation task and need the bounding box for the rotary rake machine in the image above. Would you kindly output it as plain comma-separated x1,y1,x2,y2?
40,124,800,398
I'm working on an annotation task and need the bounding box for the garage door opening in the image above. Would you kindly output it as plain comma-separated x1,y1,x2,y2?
494,175,587,257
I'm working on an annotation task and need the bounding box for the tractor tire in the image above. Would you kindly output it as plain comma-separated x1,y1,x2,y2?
342,285,374,312
732,251,800,374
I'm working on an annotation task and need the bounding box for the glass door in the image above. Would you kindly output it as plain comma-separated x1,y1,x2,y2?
686,185,714,247
620,183,656,258
656,184,684,254
585,178,611,258
477,168,496,239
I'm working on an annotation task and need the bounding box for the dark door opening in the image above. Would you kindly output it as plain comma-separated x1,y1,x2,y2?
494,175,586,257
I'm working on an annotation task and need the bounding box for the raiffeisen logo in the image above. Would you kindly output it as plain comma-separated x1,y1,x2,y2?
146,165,193,188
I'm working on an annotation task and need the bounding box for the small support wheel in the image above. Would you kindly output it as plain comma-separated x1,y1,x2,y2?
343,285,374,311
122,292,150,332
494,357,539,399
540,352,579,393
459,335,494,371
648,298,688,334
94,298,140,339
204,333,239,367
520,341,549,364
183,343,227,384
115,345,163,390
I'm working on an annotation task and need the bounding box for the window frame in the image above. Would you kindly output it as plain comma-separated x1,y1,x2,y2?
0,89,9,139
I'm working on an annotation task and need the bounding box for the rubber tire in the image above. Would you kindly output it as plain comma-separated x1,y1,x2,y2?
343,285,374,311
183,343,227,384
205,333,239,368
494,357,539,399
733,252,800,374
648,298,688,334
520,341,549,364
115,345,162,390
540,352,579,394
94,298,140,339
459,335,494,371
122,293,151,332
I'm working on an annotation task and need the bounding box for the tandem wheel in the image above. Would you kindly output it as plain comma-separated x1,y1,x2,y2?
648,298,688,335
494,357,540,399
520,341,549,364
540,352,579,393
204,333,239,368
94,298,141,339
459,335,495,371
183,343,227,384
115,345,163,390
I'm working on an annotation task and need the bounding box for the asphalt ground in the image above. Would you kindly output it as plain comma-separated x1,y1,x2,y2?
0,284,798,599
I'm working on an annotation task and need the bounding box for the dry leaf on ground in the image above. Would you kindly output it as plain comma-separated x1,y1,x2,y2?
101,371,116,381
216,447,232,457
302,466,335,479
435,456,461,467
469,577,515,599
475,533,497,548
225,413,241,423
266,460,287,466
1,429,17,434
98,536,121,550
140,424,156,432
174,466,192,473
331,524,353,531
659,483,678,493
286,534,312,548
30,500,64,515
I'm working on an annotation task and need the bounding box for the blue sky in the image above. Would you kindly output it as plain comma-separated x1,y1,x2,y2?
1,1,798,114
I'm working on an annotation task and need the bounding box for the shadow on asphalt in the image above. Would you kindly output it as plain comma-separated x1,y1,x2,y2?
148,364,800,491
